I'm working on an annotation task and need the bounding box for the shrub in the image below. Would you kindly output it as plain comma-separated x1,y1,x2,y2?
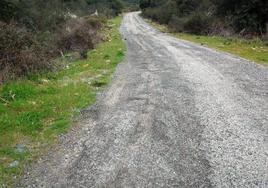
140,0,151,10
263,36,268,46
214,0,268,35
0,22,53,83
56,17,102,59
142,1,176,25
183,13,212,35
86,17,104,29
209,19,235,37
123,4,140,12
0,0,16,23
168,15,187,32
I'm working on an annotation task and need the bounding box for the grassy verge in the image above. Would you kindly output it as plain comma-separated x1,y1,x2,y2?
0,16,125,186
146,19,268,65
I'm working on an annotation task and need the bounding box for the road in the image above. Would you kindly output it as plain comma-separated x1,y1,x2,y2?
22,12,268,188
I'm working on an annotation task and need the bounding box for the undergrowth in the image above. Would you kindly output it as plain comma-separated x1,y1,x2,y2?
0,16,125,186
146,19,268,65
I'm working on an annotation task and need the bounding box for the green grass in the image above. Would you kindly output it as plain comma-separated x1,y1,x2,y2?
0,16,125,186
146,19,268,65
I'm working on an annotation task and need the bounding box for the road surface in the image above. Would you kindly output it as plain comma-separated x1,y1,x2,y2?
22,12,268,188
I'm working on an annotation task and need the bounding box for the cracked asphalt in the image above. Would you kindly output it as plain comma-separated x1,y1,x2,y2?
21,12,268,188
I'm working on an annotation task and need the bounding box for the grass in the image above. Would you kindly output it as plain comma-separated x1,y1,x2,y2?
145,19,268,65
0,16,125,186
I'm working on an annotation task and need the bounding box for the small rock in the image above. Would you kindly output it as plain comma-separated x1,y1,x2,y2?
82,64,89,68
15,144,26,153
41,79,49,83
29,101,36,105
8,160,19,168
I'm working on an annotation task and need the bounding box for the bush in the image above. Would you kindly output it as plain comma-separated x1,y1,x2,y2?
0,22,53,83
183,13,212,35
209,19,235,37
0,0,16,23
142,1,176,25
123,4,140,12
168,15,187,32
56,17,102,59
214,0,268,35
263,36,268,46
86,17,104,29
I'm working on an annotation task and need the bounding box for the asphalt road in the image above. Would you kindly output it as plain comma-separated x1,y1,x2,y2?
22,12,268,188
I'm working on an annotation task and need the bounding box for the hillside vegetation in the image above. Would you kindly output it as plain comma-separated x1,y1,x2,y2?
0,0,134,83
0,16,125,186
147,19,268,65
0,0,131,186
140,0,268,65
140,0,268,37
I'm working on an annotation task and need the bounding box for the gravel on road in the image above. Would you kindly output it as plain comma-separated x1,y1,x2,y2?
22,12,268,188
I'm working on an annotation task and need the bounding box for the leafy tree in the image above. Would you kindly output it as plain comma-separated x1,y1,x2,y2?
214,0,268,34
139,0,151,9
86,0,124,16
110,0,124,15
140,0,268,35
0,0,16,23
175,0,199,16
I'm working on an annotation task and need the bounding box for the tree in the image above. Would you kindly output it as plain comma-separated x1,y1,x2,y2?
140,0,268,35
214,0,268,34
86,0,124,16
110,0,124,15
175,0,199,16
0,0,16,23
139,0,151,10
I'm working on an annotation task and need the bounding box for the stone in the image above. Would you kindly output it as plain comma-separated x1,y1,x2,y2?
8,160,19,168
15,144,26,153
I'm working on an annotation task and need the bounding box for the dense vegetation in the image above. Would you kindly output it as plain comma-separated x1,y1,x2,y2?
148,20,268,65
140,0,268,37
0,0,131,185
0,1,129,184
0,0,132,83
0,16,125,186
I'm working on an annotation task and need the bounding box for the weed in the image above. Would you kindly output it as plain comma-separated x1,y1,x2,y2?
146,19,268,65
0,16,125,186
1,82,37,101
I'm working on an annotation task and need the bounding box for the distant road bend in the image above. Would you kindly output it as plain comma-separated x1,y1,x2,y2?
23,12,268,188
